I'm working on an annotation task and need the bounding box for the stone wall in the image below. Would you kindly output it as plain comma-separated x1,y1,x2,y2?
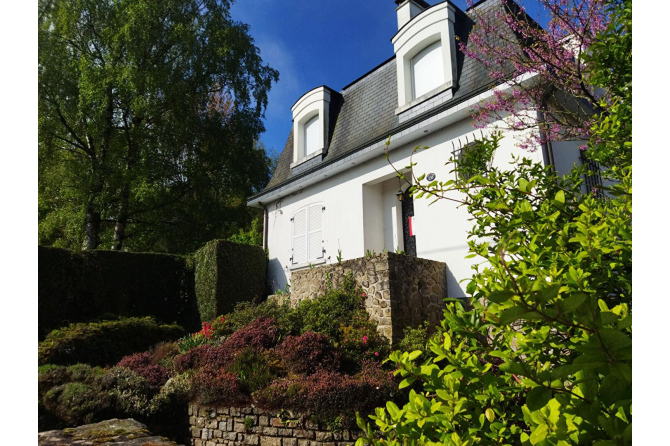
189,404,360,446
287,253,446,343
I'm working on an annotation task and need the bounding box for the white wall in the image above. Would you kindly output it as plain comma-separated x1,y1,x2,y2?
265,114,576,297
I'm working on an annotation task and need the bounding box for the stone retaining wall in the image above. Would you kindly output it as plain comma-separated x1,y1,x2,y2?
189,404,361,446
286,253,446,343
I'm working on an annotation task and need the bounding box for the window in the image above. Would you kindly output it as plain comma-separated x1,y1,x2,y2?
411,40,444,99
454,140,495,180
303,115,320,156
580,151,604,198
291,204,324,265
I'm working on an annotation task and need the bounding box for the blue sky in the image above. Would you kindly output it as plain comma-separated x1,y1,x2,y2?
229,0,549,159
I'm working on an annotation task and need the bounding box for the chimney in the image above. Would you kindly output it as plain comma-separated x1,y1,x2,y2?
395,0,430,30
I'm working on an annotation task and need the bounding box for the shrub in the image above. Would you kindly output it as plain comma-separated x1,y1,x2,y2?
221,317,280,353
213,300,298,338
395,322,431,353
357,138,632,442
253,378,303,410
173,344,232,374
226,348,281,393
275,331,340,375
191,367,247,406
292,369,396,422
294,289,367,339
337,316,390,371
42,382,115,425
38,316,186,366
117,352,171,390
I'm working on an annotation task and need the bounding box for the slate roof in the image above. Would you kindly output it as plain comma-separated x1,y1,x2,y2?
256,0,515,198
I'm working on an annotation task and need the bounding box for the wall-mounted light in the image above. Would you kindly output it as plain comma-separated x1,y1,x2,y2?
396,177,404,201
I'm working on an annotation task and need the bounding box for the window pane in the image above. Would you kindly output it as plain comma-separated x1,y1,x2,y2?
304,115,320,156
411,40,444,99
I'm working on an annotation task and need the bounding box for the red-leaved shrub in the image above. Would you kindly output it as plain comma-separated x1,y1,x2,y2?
222,317,280,353
191,367,247,405
253,378,303,410
116,352,171,390
293,368,395,418
173,344,232,374
275,331,340,375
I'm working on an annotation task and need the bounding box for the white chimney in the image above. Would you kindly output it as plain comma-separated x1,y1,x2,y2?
395,0,429,30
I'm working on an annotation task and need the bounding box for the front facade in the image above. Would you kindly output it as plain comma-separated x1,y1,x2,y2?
248,0,584,297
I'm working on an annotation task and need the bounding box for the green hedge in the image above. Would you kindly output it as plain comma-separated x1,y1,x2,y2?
39,246,200,339
193,240,266,322
39,241,267,340
38,316,186,366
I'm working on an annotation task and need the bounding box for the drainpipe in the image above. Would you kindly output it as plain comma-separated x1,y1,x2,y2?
537,108,556,172
258,202,269,251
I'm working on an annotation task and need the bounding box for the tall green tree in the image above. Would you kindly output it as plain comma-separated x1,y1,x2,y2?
39,0,278,252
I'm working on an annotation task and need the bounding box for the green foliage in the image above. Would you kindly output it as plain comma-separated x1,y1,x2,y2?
583,0,632,172
228,216,265,247
38,246,200,339
192,239,267,322
357,138,632,445
39,317,185,367
396,323,431,354
38,0,278,252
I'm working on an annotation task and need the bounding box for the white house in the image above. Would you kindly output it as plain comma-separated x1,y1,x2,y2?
247,0,587,297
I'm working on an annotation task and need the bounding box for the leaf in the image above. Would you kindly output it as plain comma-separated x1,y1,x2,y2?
529,424,548,445
553,190,565,209
485,408,495,422
560,293,587,312
487,290,515,303
526,387,552,411
499,305,531,325
399,376,416,389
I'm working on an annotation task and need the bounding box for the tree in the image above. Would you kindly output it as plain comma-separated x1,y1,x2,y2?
38,0,279,252
356,0,632,444
462,0,630,170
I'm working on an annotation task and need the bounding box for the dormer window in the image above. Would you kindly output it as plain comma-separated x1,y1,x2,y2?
392,1,458,114
411,40,444,99
291,86,336,167
303,115,320,156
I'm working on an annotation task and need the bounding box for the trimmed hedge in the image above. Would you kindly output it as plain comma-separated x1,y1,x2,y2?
193,240,266,322
39,246,200,339
39,241,267,340
38,316,186,366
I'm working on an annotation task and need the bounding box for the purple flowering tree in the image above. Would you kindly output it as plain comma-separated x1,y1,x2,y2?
462,0,609,152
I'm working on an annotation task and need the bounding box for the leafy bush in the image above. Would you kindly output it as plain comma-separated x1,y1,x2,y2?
191,367,247,406
221,316,281,352
173,344,233,374
117,352,171,390
396,323,431,353
275,332,340,375
211,299,298,337
356,138,632,442
337,316,390,370
39,317,186,366
42,382,115,425
226,348,281,393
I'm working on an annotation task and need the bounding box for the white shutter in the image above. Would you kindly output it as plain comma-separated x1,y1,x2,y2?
292,208,307,264
411,40,444,99
308,205,323,260
304,115,320,156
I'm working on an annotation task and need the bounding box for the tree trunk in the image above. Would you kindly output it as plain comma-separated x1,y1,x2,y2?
111,186,129,251
84,201,101,250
